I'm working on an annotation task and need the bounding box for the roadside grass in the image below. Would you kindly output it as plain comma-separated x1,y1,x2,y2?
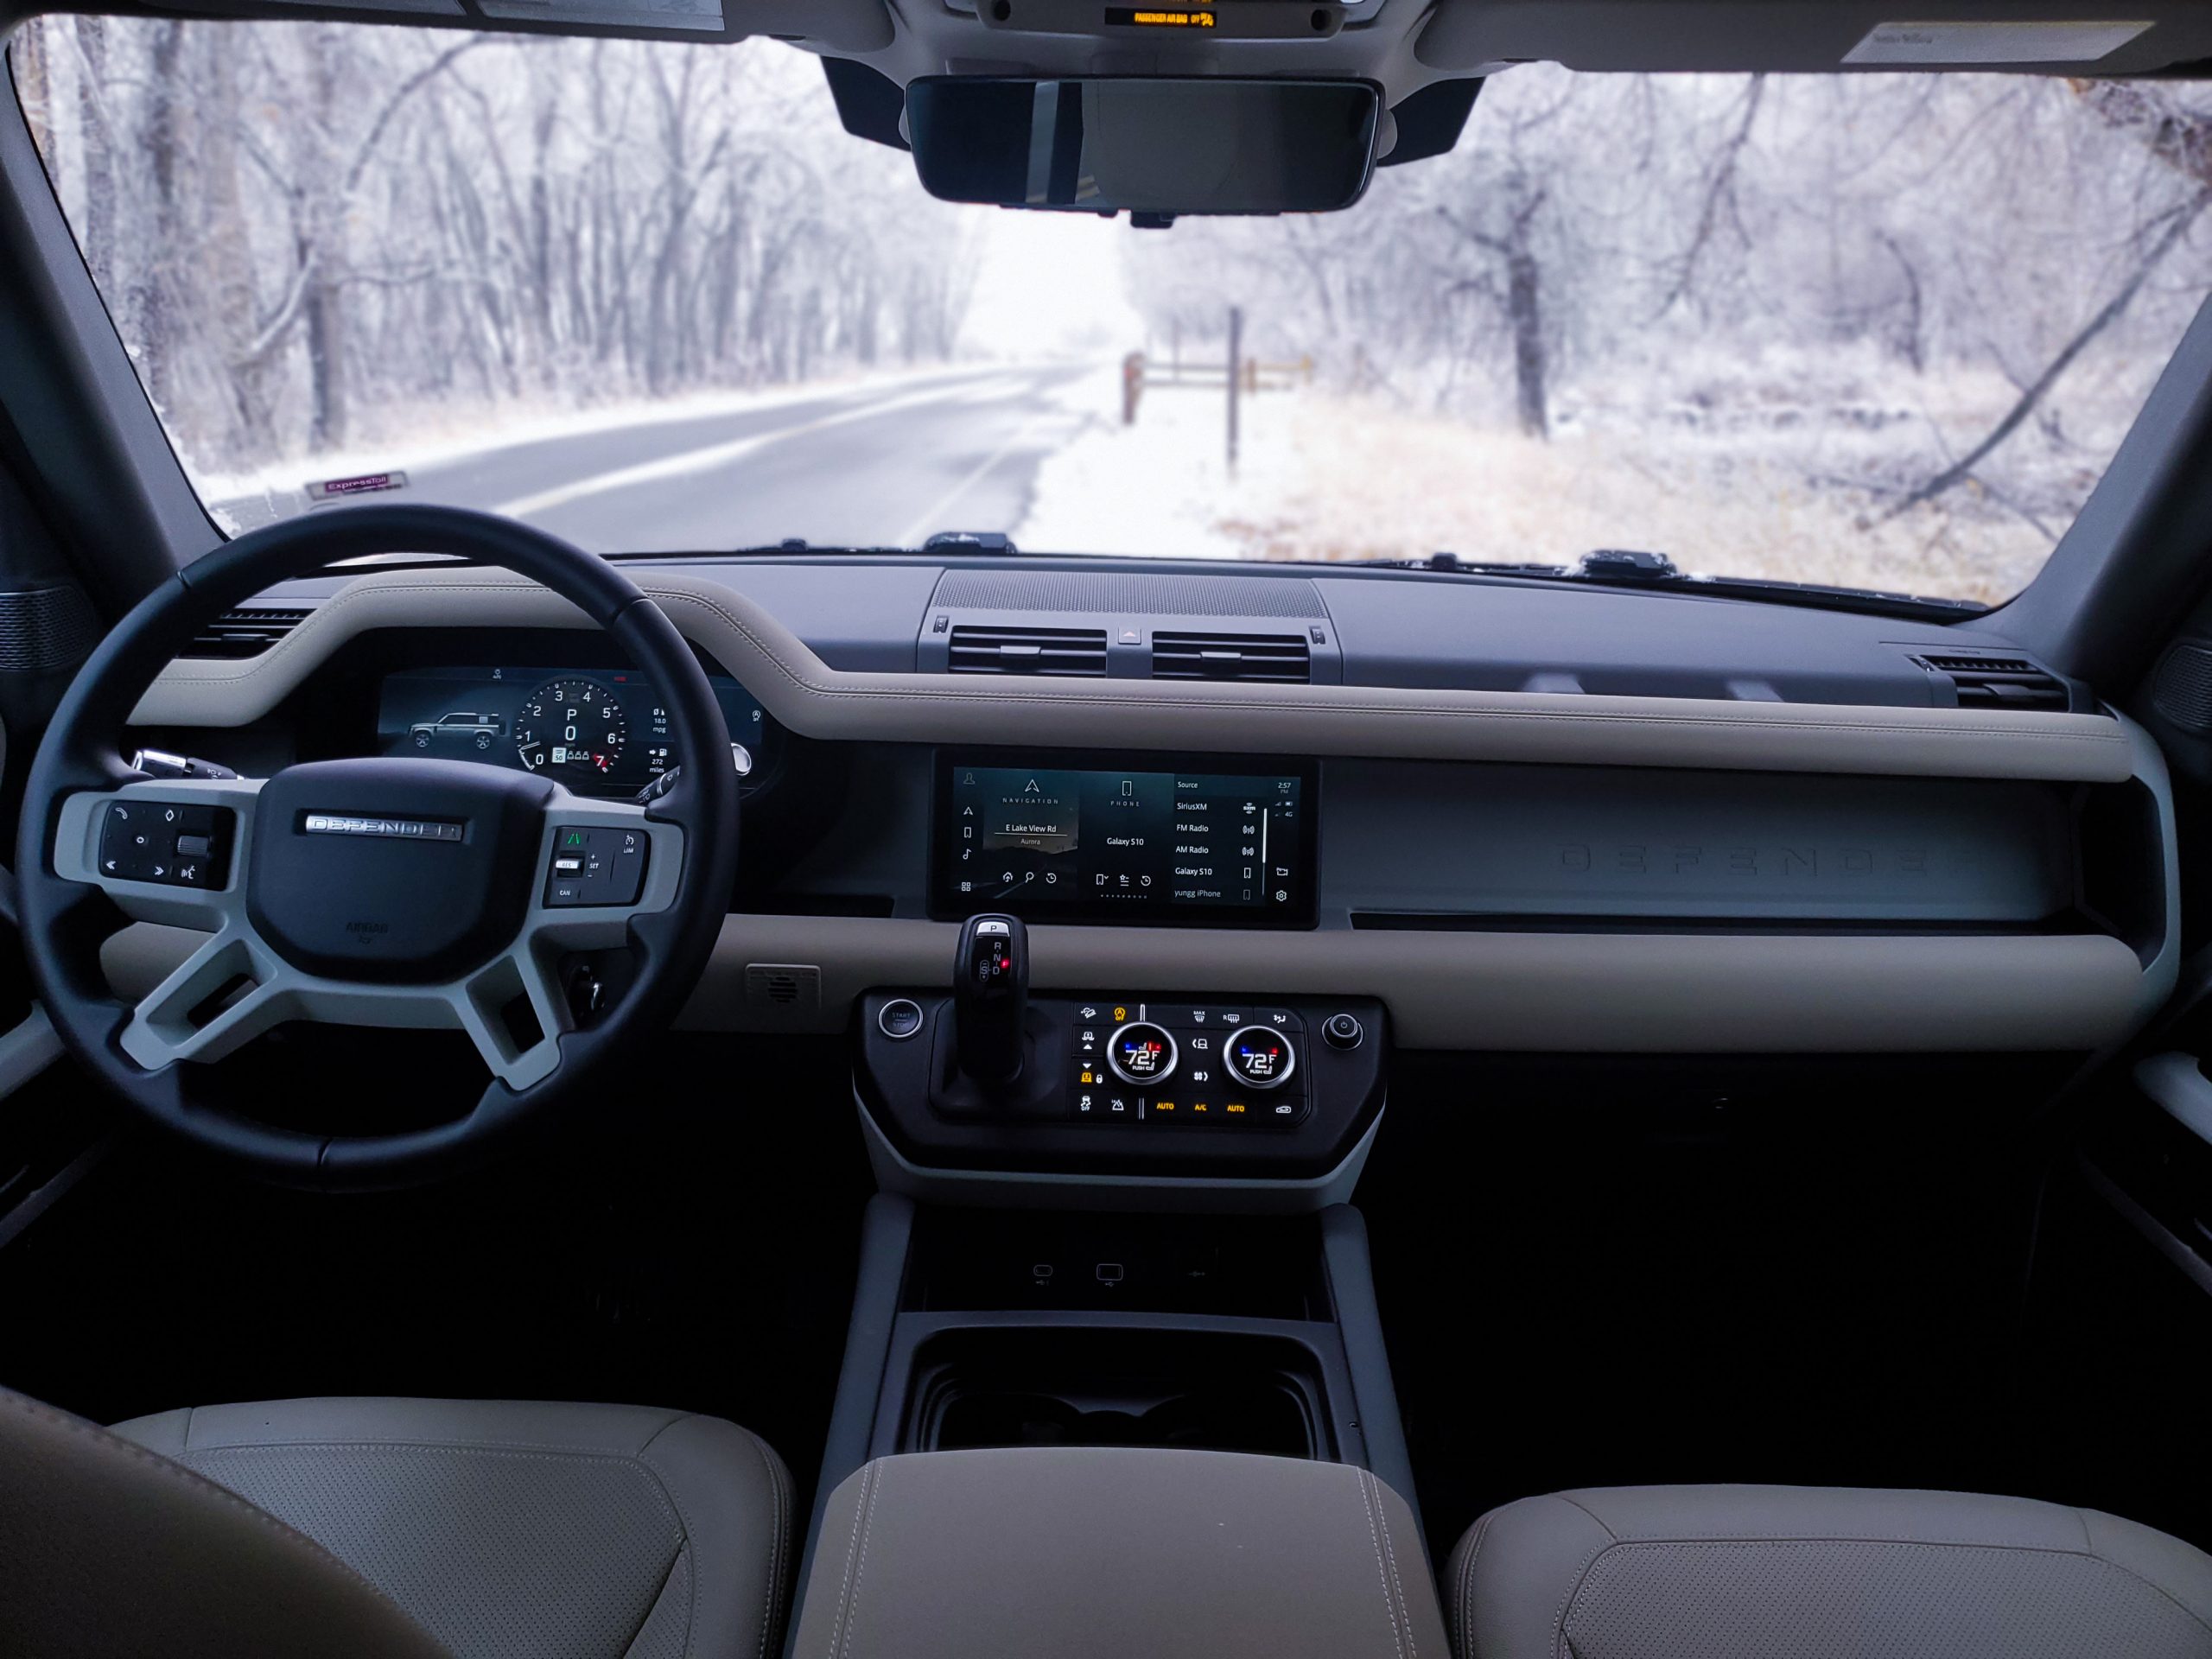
1019,362,2091,606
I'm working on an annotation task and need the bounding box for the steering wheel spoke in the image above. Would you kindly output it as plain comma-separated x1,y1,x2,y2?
446,795,687,1090
118,925,287,1070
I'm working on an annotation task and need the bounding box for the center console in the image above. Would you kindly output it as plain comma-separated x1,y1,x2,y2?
797,1195,1432,1656
856,979,1386,1179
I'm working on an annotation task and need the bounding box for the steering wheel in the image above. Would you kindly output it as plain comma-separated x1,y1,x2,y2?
16,505,740,1189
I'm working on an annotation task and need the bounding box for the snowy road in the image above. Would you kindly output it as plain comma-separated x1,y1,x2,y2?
385,363,1104,553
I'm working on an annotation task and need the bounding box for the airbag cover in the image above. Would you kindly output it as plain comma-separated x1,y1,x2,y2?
248,759,554,982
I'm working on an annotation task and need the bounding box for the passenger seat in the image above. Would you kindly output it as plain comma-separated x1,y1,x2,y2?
1450,1484,2212,1658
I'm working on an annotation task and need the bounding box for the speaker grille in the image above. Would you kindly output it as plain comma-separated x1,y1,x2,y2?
0,584,99,674
2154,643,2212,731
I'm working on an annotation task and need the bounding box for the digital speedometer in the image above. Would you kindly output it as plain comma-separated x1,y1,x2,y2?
516,679,628,782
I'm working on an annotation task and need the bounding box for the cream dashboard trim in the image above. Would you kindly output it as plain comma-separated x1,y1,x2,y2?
131,569,2134,781
105,915,2145,1052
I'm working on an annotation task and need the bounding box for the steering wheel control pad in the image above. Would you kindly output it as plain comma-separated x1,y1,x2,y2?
247,758,555,983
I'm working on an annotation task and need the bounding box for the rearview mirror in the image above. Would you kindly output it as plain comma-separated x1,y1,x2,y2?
905,78,1380,219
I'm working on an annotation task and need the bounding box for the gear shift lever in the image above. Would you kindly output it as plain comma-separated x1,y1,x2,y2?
953,913,1027,1087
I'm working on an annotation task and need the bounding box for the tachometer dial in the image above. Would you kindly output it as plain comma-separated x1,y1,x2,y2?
517,679,628,782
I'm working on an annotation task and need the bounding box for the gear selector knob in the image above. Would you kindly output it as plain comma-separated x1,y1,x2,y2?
953,913,1027,1086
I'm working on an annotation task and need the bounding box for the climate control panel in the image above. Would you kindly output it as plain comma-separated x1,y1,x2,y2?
855,991,1385,1177
1068,1002,1312,1127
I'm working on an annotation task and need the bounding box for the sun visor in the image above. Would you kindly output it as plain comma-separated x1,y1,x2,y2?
1417,0,2210,73
126,0,893,49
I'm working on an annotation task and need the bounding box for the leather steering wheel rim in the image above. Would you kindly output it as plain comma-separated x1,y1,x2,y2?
16,505,740,1190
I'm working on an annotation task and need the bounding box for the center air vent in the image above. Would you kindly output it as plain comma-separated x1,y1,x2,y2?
948,625,1108,677
182,607,315,660
1911,652,2070,711
1152,631,1312,684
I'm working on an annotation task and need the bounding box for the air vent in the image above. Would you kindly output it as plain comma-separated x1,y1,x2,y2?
1912,653,2069,711
1152,631,1312,684
182,607,315,660
948,625,1108,677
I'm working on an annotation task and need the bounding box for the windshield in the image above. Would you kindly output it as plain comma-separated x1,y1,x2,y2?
12,22,2212,604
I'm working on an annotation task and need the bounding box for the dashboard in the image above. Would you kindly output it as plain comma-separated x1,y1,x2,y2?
375,664,771,797
110,556,2179,1064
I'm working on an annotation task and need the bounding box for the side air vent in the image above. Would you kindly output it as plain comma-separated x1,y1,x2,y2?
1152,631,1312,684
1911,652,2070,711
947,625,1108,677
182,607,315,660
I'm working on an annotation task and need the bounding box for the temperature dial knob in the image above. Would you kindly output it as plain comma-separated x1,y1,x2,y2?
1222,1026,1297,1090
1106,1021,1178,1087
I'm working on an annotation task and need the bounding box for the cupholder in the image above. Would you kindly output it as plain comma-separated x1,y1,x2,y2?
906,1326,1332,1459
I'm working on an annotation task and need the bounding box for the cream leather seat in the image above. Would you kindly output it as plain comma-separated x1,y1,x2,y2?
0,1387,791,1659
1449,1484,2212,1659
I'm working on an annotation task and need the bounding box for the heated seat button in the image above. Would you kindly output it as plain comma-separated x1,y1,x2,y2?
1071,1086,1140,1122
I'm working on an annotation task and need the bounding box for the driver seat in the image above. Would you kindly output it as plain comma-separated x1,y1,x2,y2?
0,1386,791,1658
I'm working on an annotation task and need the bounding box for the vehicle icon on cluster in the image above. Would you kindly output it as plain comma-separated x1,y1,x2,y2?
409,712,505,749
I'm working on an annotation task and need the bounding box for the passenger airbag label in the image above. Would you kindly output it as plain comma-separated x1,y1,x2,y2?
1842,20,2152,63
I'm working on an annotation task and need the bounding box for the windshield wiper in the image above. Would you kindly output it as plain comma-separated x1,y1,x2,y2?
1351,549,1986,620
613,532,1023,561
609,540,912,561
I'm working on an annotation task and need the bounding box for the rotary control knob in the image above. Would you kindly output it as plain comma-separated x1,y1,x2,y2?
1106,1020,1178,1087
1222,1026,1296,1090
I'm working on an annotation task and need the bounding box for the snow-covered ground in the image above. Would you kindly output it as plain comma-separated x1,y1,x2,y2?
1014,364,1320,562
1016,356,2069,604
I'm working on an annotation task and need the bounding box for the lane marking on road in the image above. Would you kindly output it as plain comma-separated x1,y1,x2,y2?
894,409,1065,548
491,372,1034,519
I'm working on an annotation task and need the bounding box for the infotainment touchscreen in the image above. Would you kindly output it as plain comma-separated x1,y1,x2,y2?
931,753,1317,926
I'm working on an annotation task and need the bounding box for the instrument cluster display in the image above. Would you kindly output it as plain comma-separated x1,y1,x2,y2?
375,665,769,796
